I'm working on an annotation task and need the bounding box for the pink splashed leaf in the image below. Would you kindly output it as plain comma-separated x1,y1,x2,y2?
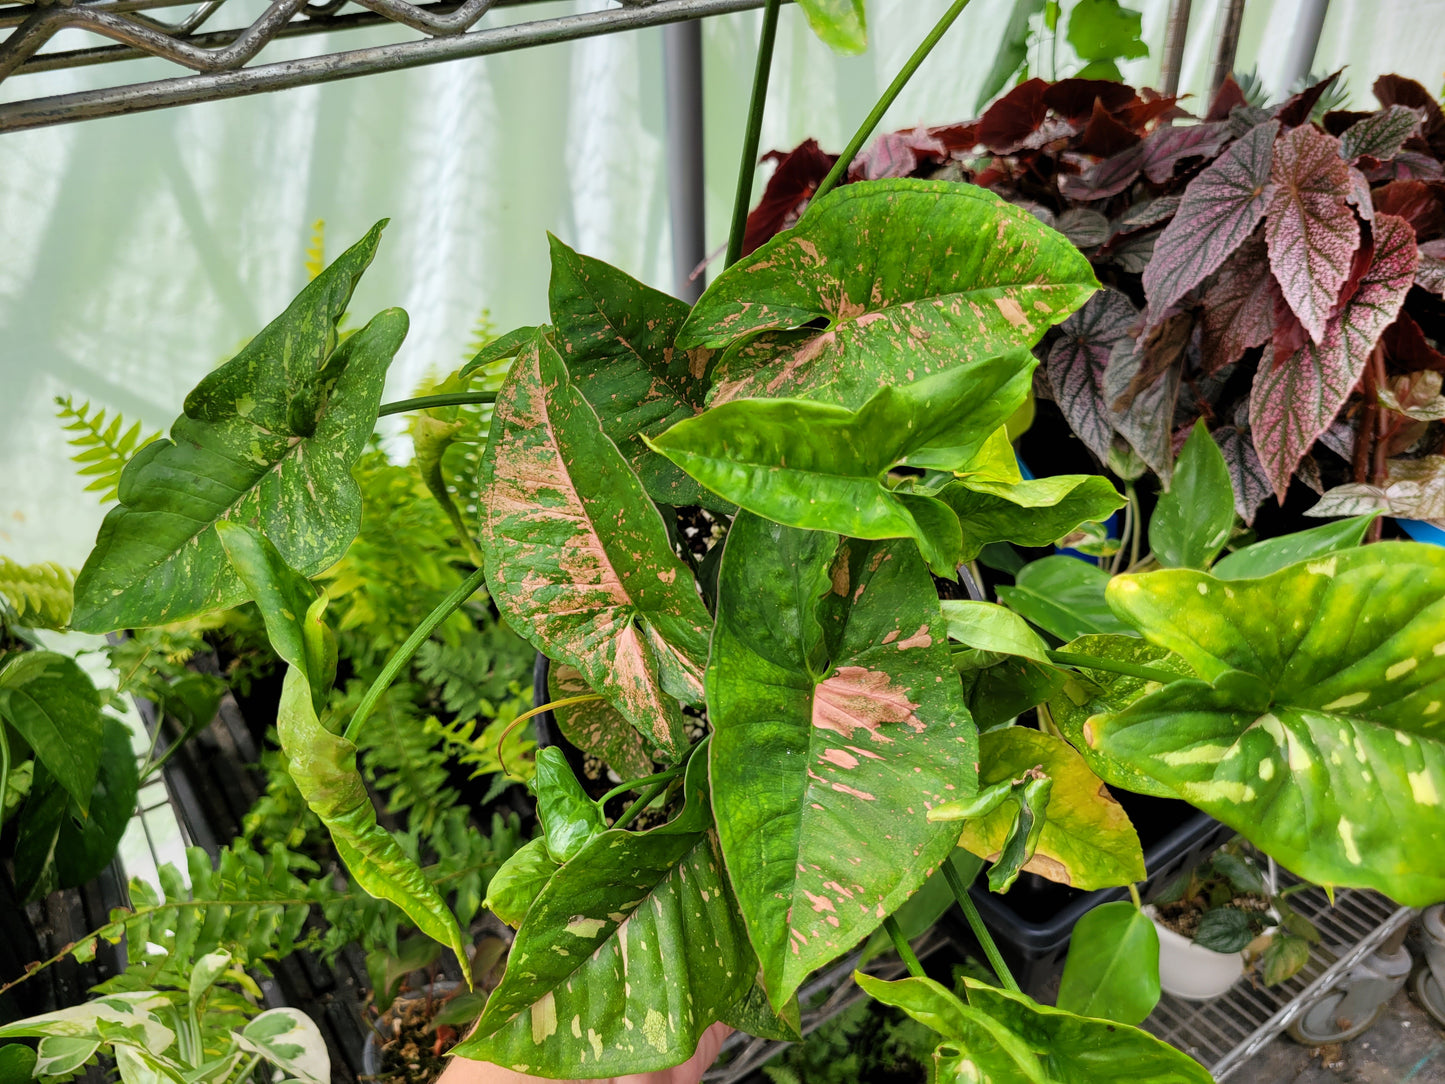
1339,105,1425,163
1265,124,1362,344
1199,232,1274,373
1144,120,1278,319
1045,288,1138,461
1251,214,1419,499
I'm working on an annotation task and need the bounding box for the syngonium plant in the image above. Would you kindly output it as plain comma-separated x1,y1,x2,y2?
55,7,1445,1083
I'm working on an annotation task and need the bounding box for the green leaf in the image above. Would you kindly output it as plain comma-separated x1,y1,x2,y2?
942,601,1052,663
997,556,1133,641
483,837,559,929
679,180,1097,411
0,651,103,811
1066,0,1147,63
1093,543,1445,905
479,333,712,758
546,237,720,510
940,476,1125,562
237,1008,329,1084
1056,901,1160,1024
649,352,1035,575
547,663,654,781
1260,934,1312,985
1211,514,1375,580
432,992,488,1029
708,513,974,1008
460,325,541,378
1149,421,1235,570
0,993,175,1052
276,667,468,965
961,657,1068,730
1192,907,1254,953
720,981,803,1042
0,1045,37,1084
0,557,74,630
33,1038,100,1079
853,973,976,1040
533,746,606,863
795,0,867,53
1045,634,1191,798
454,751,753,1077
54,716,139,889
860,850,986,965
71,223,405,632
950,727,1144,891
1210,852,1266,896
988,771,1054,893
367,935,444,1013
976,0,1045,110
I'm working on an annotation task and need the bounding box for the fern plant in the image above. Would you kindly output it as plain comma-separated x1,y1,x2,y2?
0,557,74,630
54,395,160,504
415,621,532,722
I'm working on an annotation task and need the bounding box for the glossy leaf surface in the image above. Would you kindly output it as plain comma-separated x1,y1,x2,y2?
708,513,972,1008
53,716,139,889
455,753,752,1076
0,651,102,811
236,1009,329,1084
1210,514,1374,580
942,476,1125,562
533,746,606,863
1149,421,1235,570
954,727,1144,890
71,224,403,632
479,335,712,757
795,0,866,53
1056,901,1160,1024
940,600,1051,663
483,837,559,930
997,556,1132,642
1095,544,1445,904
681,180,1097,410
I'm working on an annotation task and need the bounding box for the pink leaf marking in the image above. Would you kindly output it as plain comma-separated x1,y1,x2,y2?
811,666,923,741
1251,213,1418,499
1045,288,1138,462
1265,125,1362,344
894,625,932,651
1200,233,1274,373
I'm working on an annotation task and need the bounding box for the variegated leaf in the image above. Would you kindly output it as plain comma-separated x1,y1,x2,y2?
1307,456,1445,521
547,662,655,781
679,180,1097,410
1265,125,1362,344
708,514,973,1009
1045,288,1137,462
1200,233,1274,374
479,334,712,758
1339,105,1425,163
1143,121,1278,319
1251,214,1418,499
1104,334,1182,481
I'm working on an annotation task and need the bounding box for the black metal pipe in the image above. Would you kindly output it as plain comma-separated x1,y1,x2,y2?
663,18,706,302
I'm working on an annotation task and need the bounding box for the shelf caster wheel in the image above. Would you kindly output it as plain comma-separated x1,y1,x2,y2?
1287,945,1412,1046
1409,966,1445,1028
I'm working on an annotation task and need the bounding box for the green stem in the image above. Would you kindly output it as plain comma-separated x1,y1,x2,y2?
883,914,926,979
228,1053,263,1084
812,0,975,204
724,0,782,268
613,776,672,832
941,860,1021,993
1126,481,1142,570
1044,649,1180,686
343,566,487,743
376,392,497,418
1128,883,1142,909
595,764,686,812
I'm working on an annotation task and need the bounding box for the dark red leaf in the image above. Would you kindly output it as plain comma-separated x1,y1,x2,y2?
927,122,979,155
1250,213,1420,498
1374,74,1445,154
1418,238,1445,295
1045,289,1138,461
1324,110,1374,136
1139,121,1234,183
1385,311,1445,371
851,127,949,181
1331,226,1377,318
1078,97,1142,157
1265,124,1362,343
1117,90,1183,132
1365,152,1445,184
978,77,1049,153
1057,144,1146,201
1042,78,1138,120
1206,76,1249,123
1200,234,1274,373
1373,180,1444,240
1269,273,1311,369
1114,311,1192,411
1215,425,1272,523
1143,120,1278,318
1104,334,1184,481
1274,69,1343,128
742,139,837,256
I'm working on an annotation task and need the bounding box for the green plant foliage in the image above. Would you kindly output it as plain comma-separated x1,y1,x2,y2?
1211,514,1374,580
426,700,537,784
976,0,1045,109
1056,901,1160,1024
1066,0,1147,81
758,997,935,1084
707,513,972,1008
353,683,461,848
941,600,1052,663
483,836,558,930
71,223,405,633
679,180,1097,411
939,474,1126,561
795,0,867,54
53,396,162,505
997,556,1132,641
415,622,532,722
1149,421,1236,570
0,558,74,630
1094,543,1445,905
0,651,103,810
533,746,606,863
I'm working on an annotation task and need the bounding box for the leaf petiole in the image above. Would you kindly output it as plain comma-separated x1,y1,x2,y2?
724,0,783,269
882,914,926,979
376,392,498,418
941,859,1022,993
1044,649,1181,687
595,763,686,812
495,693,606,778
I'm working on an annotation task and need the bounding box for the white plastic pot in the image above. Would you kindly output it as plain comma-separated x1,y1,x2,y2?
1145,905,1243,1000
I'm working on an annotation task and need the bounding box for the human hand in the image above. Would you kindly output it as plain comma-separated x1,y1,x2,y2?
435,1022,733,1084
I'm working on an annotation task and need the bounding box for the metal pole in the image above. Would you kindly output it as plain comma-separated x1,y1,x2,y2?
1278,0,1330,94
663,19,706,303
1206,0,1246,101
1158,0,1190,97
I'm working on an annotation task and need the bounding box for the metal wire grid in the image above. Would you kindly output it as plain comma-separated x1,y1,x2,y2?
1143,882,1415,1081
0,0,779,132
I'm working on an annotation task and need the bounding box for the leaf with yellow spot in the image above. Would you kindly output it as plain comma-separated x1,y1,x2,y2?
1092,543,1445,905
707,513,975,1011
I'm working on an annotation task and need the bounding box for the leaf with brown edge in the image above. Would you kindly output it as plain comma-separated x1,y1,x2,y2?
478,334,712,759
978,77,1049,154
1046,289,1138,462
1251,213,1419,499
1340,106,1425,163
953,727,1145,891
1144,120,1278,320
1373,74,1445,155
1275,69,1342,128
707,514,973,1010
681,180,1097,412
547,662,655,781
1201,233,1274,374
1266,124,1361,344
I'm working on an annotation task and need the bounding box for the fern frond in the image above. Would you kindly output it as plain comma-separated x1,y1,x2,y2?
415,624,532,722
54,396,161,504
425,692,536,783
304,219,326,281
0,557,74,629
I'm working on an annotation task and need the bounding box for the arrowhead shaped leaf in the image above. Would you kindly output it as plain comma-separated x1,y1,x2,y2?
1251,213,1418,498
479,334,713,758
952,727,1144,890
1211,514,1374,580
454,752,753,1076
533,746,606,863
1340,105,1424,163
708,513,973,1008
1265,125,1361,344
940,600,1051,663
1045,288,1138,462
1056,901,1160,1024
679,180,1097,410
546,237,718,509
794,0,866,54
1093,543,1445,905
648,352,1035,574
1144,120,1278,319
0,652,102,812
71,223,404,632
547,662,654,780
483,837,559,929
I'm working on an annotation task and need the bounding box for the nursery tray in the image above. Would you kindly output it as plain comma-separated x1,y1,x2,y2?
1142,880,1415,1081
